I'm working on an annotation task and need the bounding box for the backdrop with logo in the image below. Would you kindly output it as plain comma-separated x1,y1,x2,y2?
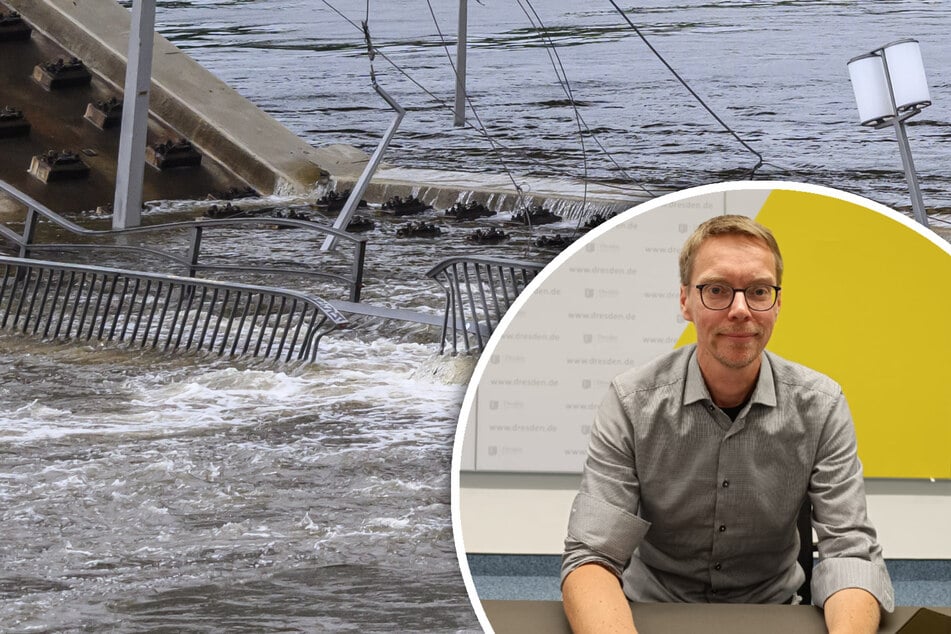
458,183,951,479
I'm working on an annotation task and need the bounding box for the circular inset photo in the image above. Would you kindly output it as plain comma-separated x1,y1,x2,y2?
451,181,951,633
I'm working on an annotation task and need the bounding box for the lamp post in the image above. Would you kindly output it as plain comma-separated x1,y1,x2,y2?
454,0,467,127
114,0,156,229
847,38,931,228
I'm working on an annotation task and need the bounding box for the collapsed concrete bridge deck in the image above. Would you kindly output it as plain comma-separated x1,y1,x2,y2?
0,0,649,219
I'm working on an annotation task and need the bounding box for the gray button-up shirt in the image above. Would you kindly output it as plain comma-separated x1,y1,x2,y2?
562,344,894,610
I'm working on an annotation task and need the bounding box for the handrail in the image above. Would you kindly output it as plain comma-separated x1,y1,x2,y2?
0,178,367,302
426,255,545,354
0,255,347,363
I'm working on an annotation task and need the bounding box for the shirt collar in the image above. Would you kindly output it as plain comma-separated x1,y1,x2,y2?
683,346,778,408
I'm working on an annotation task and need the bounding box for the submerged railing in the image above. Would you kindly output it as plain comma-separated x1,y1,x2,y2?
0,179,367,302
0,256,348,363
426,255,544,354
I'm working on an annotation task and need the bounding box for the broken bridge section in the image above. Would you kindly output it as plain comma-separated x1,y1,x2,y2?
0,3,254,214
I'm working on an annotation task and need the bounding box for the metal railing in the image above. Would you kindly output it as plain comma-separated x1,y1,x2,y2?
0,179,367,302
0,255,348,363
426,255,545,354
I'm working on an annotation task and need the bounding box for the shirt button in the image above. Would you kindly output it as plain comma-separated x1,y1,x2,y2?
719,525,726,532
714,562,722,571
722,480,729,488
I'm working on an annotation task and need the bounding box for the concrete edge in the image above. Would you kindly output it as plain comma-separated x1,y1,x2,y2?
6,0,369,194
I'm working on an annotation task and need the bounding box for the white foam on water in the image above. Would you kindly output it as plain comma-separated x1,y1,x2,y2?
0,332,469,446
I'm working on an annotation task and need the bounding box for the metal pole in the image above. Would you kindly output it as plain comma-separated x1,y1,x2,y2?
320,92,404,251
113,0,156,229
890,117,929,227
453,0,468,127
322,23,405,252
880,50,929,228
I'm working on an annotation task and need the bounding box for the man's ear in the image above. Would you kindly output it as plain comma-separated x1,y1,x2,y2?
679,286,693,322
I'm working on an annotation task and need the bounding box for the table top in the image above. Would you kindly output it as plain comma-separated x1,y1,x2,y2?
481,600,951,634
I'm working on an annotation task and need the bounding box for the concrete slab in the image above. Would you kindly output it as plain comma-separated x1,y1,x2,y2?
3,0,346,195
0,0,652,220
0,16,247,213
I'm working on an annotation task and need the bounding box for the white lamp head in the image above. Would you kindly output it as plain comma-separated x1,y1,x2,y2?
848,52,892,126
882,38,931,113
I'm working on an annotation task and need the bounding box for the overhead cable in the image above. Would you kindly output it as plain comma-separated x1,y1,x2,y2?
423,0,534,225
605,0,763,178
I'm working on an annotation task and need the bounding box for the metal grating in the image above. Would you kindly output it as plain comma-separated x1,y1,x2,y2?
427,255,544,355
0,255,347,363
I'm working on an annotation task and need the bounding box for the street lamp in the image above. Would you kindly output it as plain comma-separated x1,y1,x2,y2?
114,0,156,229
847,38,931,227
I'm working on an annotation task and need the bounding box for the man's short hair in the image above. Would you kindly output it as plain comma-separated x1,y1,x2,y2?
679,214,784,286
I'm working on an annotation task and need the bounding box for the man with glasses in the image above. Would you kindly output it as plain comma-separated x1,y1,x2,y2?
561,215,893,634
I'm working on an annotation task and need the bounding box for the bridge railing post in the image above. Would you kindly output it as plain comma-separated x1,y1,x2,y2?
426,255,545,354
19,206,38,259
350,240,366,302
186,224,203,278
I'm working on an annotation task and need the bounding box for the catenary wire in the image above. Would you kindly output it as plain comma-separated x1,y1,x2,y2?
516,0,661,235
605,0,764,178
318,0,653,205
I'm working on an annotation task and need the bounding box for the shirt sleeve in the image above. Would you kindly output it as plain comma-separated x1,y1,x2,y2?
809,390,895,612
561,383,651,587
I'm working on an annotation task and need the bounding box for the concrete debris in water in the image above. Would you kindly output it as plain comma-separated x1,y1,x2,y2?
533,234,574,250
465,227,510,244
444,200,495,220
396,221,441,238
316,189,367,212
381,195,431,216
346,215,376,232
580,211,616,231
508,204,562,226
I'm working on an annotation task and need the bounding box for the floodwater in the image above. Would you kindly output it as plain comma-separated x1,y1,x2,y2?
151,0,951,216
3,1,951,632
0,332,477,632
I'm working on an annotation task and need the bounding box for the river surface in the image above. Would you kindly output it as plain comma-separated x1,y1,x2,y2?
147,0,951,216
3,1,951,632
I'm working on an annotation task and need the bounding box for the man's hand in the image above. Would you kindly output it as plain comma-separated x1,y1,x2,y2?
823,587,881,634
562,563,638,634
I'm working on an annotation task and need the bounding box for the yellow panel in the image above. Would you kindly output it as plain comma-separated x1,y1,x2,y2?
677,189,951,479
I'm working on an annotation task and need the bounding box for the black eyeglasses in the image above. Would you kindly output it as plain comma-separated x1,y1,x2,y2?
695,283,781,311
